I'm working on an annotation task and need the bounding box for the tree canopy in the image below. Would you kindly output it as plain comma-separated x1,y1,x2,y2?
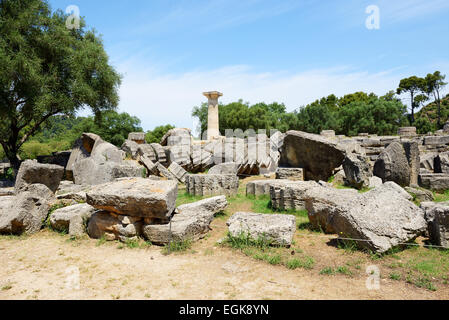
145,124,175,144
0,0,121,167
192,92,408,137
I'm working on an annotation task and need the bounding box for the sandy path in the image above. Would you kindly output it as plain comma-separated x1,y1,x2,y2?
0,229,447,300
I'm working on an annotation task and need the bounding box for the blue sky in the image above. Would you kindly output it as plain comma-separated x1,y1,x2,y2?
49,0,449,132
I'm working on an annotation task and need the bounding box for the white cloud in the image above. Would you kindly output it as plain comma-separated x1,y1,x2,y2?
115,63,412,132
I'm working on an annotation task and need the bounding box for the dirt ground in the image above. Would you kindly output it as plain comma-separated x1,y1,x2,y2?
1,177,448,300
1,220,448,300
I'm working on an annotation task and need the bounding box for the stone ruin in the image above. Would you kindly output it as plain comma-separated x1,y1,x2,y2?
3,90,449,252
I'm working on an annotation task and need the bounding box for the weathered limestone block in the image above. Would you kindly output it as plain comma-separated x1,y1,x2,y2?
143,196,228,245
90,141,125,164
86,178,178,218
423,136,449,146
275,168,304,181
361,138,382,148
50,203,96,237
139,154,158,175
150,143,167,165
156,162,177,180
65,133,101,180
280,130,346,181
246,179,289,197
15,160,64,193
303,183,426,253
168,162,188,183
87,211,142,242
398,127,417,136
270,181,322,211
420,152,438,172
369,176,383,188
185,174,239,197
424,203,449,248
208,162,239,175
227,212,296,247
160,128,192,146
342,154,372,189
166,145,191,168
121,140,140,159
435,152,449,174
137,144,157,162
405,187,435,202
128,132,145,144
419,173,449,192
73,158,143,186
0,185,53,235
374,141,420,187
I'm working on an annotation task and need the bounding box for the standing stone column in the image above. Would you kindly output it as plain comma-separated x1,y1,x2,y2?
203,91,223,141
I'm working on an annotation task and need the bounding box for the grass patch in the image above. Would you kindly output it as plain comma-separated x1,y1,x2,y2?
336,266,352,276
224,232,314,270
286,256,315,270
434,189,449,203
96,235,107,247
119,238,152,250
407,274,437,291
1,284,12,291
162,239,192,255
389,272,401,281
175,191,206,207
319,267,335,275
224,232,272,250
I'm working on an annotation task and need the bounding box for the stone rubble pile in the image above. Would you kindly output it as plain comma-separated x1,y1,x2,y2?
185,174,239,197
0,160,64,235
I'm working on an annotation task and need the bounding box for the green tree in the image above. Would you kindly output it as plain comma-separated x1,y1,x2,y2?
337,94,407,136
0,0,121,168
414,116,435,134
146,124,175,144
294,95,339,134
396,76,426,124
71,111,142,146
425,71,447,128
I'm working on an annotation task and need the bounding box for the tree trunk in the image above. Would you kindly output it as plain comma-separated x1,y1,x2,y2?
1,143,21,171
410,92,415,124
437,90,441,129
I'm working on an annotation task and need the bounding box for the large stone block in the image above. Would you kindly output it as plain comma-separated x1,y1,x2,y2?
374,141,420,187
15,160,64,193
227,212,296,247
280,131,346,181
275,168,304,181
0,186,53,235
86,178,178,218
208,162,239,175
342,154,372,189
185,174,239,197
143,196,228,245
419,173,449,192
303,183,426,253
270,180,321,211
87,211,143,242
50,203,96,237
424,203,449,248
73,158,143,186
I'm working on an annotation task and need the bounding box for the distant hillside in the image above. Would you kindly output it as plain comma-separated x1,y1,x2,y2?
416,94,449,127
